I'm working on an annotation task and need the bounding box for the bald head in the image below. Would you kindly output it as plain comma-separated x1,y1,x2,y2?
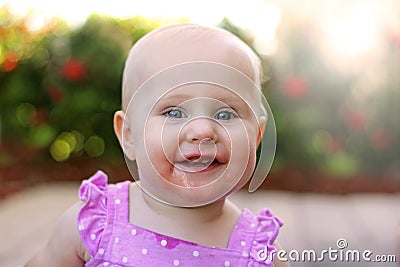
121,23,262,110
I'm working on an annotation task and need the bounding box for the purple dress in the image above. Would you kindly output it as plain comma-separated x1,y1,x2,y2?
78,171,283,267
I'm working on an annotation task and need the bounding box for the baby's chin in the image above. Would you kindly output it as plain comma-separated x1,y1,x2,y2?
140,171,240,207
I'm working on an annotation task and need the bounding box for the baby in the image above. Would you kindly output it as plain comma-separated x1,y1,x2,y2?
26,23,287,267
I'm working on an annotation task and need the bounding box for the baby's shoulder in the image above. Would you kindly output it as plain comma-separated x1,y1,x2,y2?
25,200,90,266
64,201,92,261
28,200,90,265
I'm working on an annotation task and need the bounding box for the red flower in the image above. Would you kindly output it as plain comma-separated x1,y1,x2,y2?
32,108,48,126
48,86,64,103
282,75,309,99
61,58,86,82
2,51,19,72
371,129,391,150
346,111,366,131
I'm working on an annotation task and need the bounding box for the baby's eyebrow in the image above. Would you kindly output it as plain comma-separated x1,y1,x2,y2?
215,97,246,107
158,94,247,107
155,94,188,107
157,94,190,103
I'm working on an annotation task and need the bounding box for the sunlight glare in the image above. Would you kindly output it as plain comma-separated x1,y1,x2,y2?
1,0,281,55
228,0,282,55
322,3,381,61
330,9,379,58
25,11,47,31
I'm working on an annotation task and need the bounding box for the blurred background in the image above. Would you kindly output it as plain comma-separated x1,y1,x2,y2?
0,0,399,266
0,0,398,195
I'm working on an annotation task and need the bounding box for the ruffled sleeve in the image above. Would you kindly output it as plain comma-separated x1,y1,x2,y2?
77,170,108,258
249,209,284,266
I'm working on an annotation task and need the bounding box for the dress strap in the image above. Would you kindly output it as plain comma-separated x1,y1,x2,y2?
108,180,131,223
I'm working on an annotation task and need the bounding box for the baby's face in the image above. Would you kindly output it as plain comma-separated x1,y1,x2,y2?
124,66,265,207
145,83,260,183
121,29,265,206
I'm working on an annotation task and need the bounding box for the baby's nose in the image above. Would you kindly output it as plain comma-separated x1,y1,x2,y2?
183,117,218,143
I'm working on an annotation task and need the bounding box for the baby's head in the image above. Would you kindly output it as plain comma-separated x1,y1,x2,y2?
114,23,267,207
121,23,262,110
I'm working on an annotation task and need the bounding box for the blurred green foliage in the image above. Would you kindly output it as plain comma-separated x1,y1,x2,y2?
0,8,162,163
0,6,399,179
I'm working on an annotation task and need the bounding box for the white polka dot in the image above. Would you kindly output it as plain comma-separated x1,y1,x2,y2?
90,234,96,240
253,240,257,245
193,250,199,257
99,248,105,255
78,225,85,231
160,240,167,246
142,248,148,255
250,223,256,228
173,259,180,266
103,263,109,266
240,241,246,247
261,220,272,226
115,199,121,204
131,229,137,235
116,184,122,189
122,257,128,263
115,237,119,243
89,201,94,207
224,261,231,267
267,231,273,237
242,251,249,257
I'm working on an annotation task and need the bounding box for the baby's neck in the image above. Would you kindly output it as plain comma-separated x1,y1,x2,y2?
132,183,226,223
129,183,241,248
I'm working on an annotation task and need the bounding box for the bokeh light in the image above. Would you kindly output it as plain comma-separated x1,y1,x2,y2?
85,136,105,158
50,131,85,161
50,138,70,162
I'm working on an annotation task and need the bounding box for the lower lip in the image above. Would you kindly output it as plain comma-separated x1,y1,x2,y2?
175,162,220,173
169,162,226,188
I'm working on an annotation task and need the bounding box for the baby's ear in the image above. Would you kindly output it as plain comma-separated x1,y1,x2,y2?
256,115,267,147
114,111,136,160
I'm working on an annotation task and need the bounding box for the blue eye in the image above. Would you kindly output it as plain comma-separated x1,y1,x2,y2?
214,110,236,120
165,108,186,119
